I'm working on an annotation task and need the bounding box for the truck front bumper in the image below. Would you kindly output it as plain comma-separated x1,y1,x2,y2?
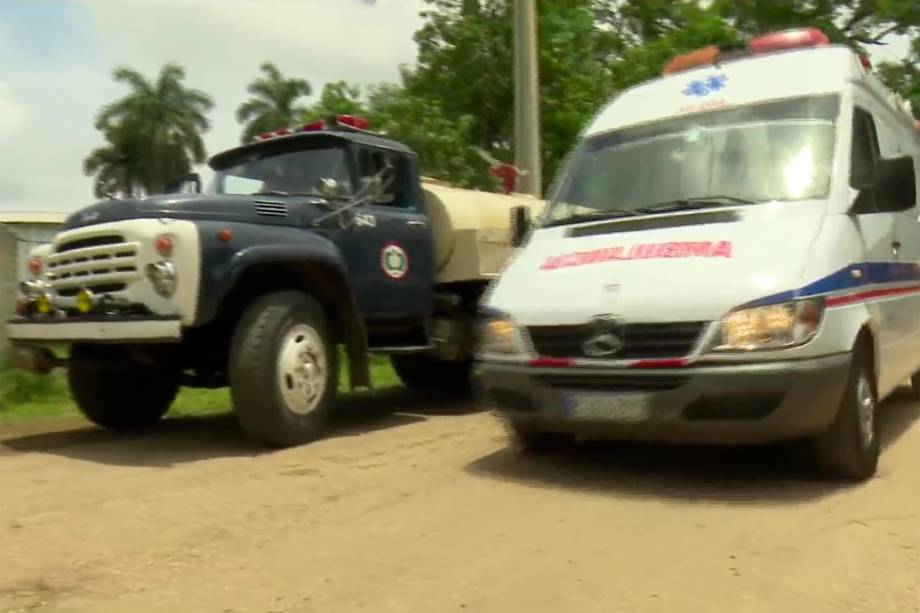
7,316,182,344
480,354,852,445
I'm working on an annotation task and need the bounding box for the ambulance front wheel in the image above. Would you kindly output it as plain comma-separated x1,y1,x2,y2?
507,420,575,454
812,344,879,481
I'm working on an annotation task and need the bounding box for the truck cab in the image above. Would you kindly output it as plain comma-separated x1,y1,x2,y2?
8,115,544,446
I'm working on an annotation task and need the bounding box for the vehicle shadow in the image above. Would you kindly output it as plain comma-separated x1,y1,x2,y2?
466,387,920,505
0,386,475,468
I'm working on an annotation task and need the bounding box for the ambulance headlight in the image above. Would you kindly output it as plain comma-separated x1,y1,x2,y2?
478,312,527,357
716,298,825,351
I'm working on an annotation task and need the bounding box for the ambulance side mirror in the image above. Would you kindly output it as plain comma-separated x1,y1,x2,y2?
851,156,916,215
874,156,916,213
510,206,532,248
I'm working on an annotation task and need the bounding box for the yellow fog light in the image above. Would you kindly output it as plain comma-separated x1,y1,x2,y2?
36,293,53,314
76,289,95,314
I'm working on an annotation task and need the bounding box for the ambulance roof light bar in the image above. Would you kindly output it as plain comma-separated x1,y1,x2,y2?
748,28,829,54
662,27,832,76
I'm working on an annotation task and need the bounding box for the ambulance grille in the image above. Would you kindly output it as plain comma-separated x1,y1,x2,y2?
527,322,707,360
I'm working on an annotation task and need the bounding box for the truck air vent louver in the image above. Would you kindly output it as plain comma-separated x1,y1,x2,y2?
254,201,288,218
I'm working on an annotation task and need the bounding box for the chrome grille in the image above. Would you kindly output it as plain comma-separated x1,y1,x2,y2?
527,321,707,360
46,235,141,294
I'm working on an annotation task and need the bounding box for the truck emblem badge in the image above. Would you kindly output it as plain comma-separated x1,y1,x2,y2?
582,332,623,358
381,243,409,280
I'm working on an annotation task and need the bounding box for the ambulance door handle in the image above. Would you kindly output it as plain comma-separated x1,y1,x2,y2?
892,241,901,259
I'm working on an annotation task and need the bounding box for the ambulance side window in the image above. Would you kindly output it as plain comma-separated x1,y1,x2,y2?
850,107,880,190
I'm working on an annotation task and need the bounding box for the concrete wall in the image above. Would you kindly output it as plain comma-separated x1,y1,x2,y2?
0,225,16,351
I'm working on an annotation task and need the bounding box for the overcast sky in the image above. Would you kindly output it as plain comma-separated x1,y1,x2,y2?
0,0,428,213
0,1,911,214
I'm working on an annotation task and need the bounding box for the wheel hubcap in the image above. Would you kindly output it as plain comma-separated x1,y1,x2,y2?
856,372,875,449
276,324,327,416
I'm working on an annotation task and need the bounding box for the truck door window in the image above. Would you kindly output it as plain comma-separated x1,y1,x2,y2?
358,148,409,207
850,107,880,190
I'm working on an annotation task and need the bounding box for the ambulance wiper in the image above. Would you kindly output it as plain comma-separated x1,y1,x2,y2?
634,196,756,215
543,209,640,227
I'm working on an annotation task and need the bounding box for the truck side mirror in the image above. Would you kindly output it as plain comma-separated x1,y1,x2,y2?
164,172,201,194
510,206,531,248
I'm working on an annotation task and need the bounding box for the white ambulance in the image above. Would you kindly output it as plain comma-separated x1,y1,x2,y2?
479,28,920,480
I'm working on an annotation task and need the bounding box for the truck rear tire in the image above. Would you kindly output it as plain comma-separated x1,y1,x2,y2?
813,349,879,481
229,291,338,447
68,344,179,431
390,354,472,393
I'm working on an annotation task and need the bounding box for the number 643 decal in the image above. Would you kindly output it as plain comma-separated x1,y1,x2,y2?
354,213,377,228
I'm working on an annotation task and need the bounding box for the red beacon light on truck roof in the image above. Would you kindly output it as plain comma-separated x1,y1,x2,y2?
748,28,829,54
299,120,326,132
334,114,370,130
298,115,371,133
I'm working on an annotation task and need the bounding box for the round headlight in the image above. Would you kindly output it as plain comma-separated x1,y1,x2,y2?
146,261,178,298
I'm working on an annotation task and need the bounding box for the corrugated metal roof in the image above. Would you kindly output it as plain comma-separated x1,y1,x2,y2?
0,212,68,224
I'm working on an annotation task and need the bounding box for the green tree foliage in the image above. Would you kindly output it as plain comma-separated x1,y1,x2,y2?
86,64,213,198
237,62,312,143
302,81,367,121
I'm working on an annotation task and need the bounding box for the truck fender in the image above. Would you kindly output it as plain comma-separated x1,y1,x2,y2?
212,241,371,390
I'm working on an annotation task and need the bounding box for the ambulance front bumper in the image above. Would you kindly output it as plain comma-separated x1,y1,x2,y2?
479,354,852,445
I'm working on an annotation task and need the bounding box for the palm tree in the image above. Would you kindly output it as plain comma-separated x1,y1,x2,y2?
83,126,145,199
236,62,312,143
87,63,214,196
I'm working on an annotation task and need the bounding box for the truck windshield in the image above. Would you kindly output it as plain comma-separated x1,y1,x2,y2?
210,145,352,197
545,94,841,226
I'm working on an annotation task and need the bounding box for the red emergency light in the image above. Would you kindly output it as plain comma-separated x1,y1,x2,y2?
662,28,833,76
274,127,291,136
299,120,325,132
748,28,829,54
334,114,370,130
663,46,720,76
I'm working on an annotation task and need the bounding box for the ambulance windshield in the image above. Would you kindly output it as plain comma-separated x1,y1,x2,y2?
546,94,840,225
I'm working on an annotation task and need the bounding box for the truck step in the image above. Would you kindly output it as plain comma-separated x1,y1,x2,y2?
369,345,434,355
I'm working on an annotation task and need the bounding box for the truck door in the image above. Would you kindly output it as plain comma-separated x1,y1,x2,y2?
342,146,436,322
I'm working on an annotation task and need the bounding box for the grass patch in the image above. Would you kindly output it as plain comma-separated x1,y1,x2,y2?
0,352,400,426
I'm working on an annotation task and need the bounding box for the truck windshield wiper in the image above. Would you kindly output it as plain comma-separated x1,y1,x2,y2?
632,196,757,215
542,209,640,228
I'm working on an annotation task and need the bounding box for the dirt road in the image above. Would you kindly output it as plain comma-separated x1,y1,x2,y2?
2,388,920,613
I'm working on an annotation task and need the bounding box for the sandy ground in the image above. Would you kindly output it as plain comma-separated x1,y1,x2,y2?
2,388,920,613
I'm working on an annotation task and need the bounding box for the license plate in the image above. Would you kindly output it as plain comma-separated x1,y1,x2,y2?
564,392,650,422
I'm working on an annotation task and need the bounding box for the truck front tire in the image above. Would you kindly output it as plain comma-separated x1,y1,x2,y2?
229,291,338,447
390,354,472,394
68,344,179,431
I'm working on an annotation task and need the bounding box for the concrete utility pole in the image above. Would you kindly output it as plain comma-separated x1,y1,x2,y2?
513,0,542,197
